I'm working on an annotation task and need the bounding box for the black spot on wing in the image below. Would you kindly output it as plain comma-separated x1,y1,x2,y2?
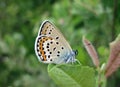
50,59,52,61
56,37,59,40
48,55,50,58
57,55,60,57
56,42,59,44
50,41,53,44
47,43,49,45
53,47,56,51
57,51,60,53
46,46,49,48
61,47,64,49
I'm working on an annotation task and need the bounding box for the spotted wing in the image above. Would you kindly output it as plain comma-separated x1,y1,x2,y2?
35,35,71,64
35,20,73,64
38,20,72,51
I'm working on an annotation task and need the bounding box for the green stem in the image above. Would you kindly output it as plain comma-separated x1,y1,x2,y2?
97,65,106,87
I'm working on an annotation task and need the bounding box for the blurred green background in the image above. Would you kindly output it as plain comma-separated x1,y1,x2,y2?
0,0,120,87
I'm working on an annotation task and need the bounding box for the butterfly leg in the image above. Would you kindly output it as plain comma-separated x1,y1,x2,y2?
65,56,72,63
75,59,81,64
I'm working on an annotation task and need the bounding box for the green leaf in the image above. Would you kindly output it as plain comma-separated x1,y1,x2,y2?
48,64,96,87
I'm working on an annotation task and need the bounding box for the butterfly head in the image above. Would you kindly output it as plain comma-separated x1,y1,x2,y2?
73,50,78,55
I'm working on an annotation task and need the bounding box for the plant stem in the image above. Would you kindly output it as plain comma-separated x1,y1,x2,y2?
97,65,106,87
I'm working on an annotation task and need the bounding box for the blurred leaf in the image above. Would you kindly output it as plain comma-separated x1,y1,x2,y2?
105,34,120,77
48,64,96,87
82,37,99,67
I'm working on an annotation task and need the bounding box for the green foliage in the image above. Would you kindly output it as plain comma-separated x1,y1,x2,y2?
48,64,96,87
0,0,120,87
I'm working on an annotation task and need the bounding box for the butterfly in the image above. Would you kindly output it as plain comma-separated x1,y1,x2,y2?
35,20,78,64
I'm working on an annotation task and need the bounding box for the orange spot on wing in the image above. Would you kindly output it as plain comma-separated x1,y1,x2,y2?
39,37,53,61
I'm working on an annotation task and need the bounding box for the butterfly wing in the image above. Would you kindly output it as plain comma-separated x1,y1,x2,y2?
38,20,72,50
35,20,75,64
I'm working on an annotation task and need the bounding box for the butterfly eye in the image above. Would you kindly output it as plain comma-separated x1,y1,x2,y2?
74,50,78,55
